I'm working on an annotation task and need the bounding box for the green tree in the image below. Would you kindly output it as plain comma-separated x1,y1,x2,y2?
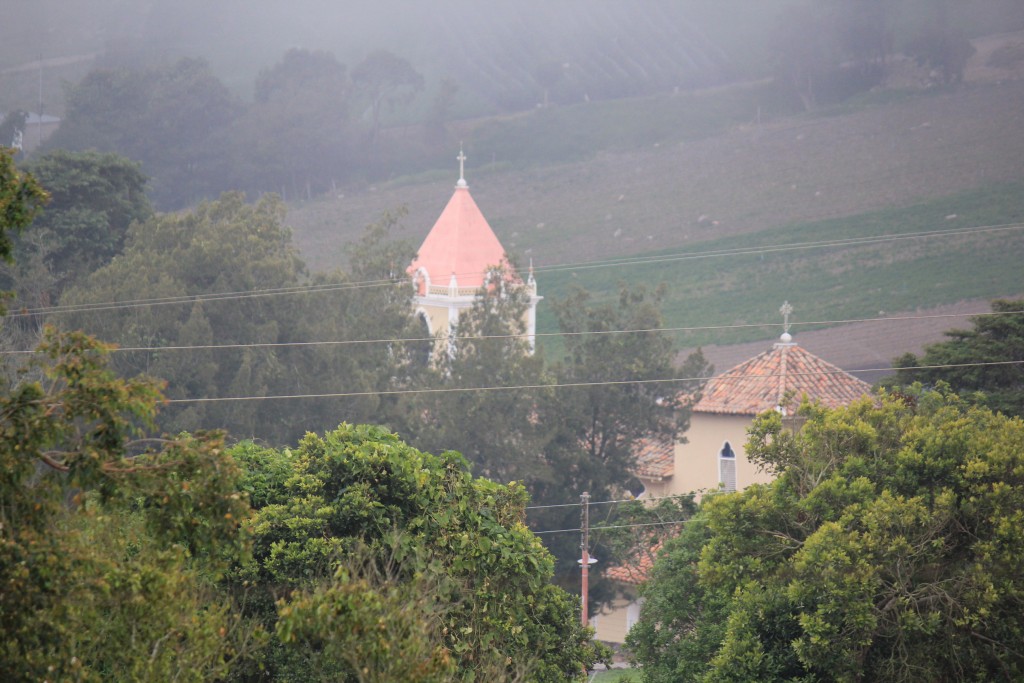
228,423,603,682
402,267,552,485
18,149,151,287
886,299,1024,417
58,192,306,442
624,516,728,683
0,326,255,681
46,58,241,209
533,284,709,602
59,196,422,446
0,147,47,263
541,285,706,503
232,48,354,200
631,389,1024,681
277,212,423,437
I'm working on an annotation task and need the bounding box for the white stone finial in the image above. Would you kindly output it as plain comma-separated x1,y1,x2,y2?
456,143,467,188
779,301,794,342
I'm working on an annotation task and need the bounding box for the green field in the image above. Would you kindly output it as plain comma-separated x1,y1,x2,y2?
534,182,1024,353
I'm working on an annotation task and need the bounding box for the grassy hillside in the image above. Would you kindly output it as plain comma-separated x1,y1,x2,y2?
290,78,1024,269
533,182,1024,352
287,74,1024,365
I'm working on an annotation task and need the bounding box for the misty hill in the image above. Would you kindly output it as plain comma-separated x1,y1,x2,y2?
287,67,1024,370
6,0,1024,118
1,0,783,119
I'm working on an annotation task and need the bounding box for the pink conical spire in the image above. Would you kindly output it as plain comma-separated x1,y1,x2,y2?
408,152,514,293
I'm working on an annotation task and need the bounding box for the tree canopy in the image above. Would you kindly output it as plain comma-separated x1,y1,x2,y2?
46,58,241,210
629,388,1024,681
0,326,254,681
57,193,422,445
0,147,47,263
14,150,151,291
887,298,1024,418
352,49,424,149
227,423,603,681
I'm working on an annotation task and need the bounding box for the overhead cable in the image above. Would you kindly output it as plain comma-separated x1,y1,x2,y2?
6,220,1021,320
161,360,1024,404
0,309,1012,357
532,518,691,535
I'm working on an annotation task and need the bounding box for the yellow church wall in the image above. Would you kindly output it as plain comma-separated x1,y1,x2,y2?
415,303,451,340
671,412,774,498
592,596,642,645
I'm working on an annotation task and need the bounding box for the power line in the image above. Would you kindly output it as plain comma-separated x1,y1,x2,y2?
1,308,1012,357
162,360,1024,405
6,220,1021,320
5,278,394,319
533,518,691,536
531,222,1024,275
525,493,694,510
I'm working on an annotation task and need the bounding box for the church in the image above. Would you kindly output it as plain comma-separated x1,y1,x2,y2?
407,149,541,354
594,310,873,644
636,306,873,500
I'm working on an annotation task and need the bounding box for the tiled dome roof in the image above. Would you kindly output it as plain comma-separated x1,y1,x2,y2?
694,342,871,415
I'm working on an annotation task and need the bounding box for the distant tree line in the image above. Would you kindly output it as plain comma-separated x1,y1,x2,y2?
40,48,425,211
769,0,977,111
11,0,990,213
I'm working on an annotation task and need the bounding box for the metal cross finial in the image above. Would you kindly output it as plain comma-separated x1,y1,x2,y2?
457,144,467,186
780,301,793,334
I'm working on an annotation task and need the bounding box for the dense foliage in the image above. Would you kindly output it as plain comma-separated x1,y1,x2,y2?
0,327,254,681
227,424,604,681
58,193,420,445
397,279,710,597
45,58,241,209
0,150,153,318
629,389,1024,681
887,298,1024,418
0,147,47,263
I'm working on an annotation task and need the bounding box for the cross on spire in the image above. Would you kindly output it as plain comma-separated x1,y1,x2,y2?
456,144,467,188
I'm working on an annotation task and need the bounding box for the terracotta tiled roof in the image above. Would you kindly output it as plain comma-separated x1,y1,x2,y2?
407,185,512,291
633,438,674,480
694,341,871,415
606,540,664,585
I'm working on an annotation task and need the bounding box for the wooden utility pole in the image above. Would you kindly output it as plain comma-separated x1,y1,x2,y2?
580,490,591,627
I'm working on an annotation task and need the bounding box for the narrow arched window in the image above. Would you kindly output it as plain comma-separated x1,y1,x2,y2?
719,441,736,492
416,312,432,366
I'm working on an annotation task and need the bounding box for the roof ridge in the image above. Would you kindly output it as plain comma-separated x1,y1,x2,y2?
777,343,789,408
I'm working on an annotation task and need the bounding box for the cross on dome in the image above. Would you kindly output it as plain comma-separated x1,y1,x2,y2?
779,301,794,343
